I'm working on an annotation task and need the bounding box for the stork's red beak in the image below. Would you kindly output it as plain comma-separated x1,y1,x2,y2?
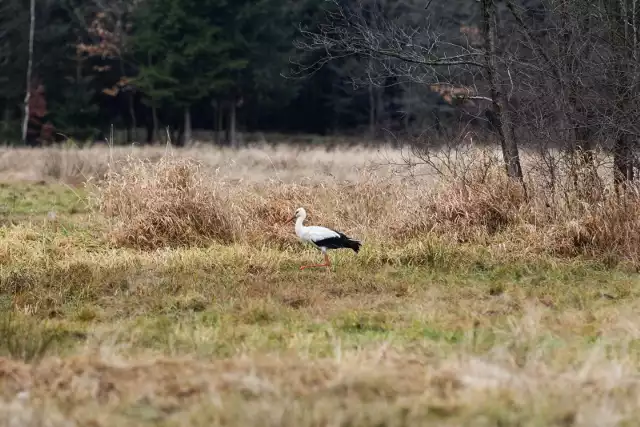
287,215,296,223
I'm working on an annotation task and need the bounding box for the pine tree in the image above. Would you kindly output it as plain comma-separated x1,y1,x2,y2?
130,0,248,145
226,0,306,142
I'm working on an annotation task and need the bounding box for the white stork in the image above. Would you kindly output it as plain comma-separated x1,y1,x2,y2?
289,207,362,270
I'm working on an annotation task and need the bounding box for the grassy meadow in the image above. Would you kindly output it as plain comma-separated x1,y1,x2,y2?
1,142,640,426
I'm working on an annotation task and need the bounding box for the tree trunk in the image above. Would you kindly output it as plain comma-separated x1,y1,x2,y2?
145,120,153,144
211,99,218,144
126,94,136,143
610,1,635,193
1,105,10,134
481,0,523,180
368,84,375,139
183,106,192,146
218,104,224,145
21,0,35,145
119,60,136,143
614,133,634,191
612,70,635,193
151,105,159,144
229,99,237,149
175,123,184,147
376,87,384,131
125,122,132,144
214,100,224,145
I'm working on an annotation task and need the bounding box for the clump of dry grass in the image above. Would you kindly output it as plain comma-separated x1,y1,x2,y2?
550,188,640,263
87,153,396,250
89,155,234,250
393,165,530,242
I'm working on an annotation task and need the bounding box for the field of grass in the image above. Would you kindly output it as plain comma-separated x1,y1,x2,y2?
1,142,640,426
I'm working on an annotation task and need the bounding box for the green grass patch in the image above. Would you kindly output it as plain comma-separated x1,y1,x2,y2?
0,181,88,218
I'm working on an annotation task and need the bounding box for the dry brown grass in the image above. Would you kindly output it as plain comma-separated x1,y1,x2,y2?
89,156,234,249
549,188,640,263
393,165,530,242
238,176,401,248
0,142,414,185
82,148,406,250
62,142,640,267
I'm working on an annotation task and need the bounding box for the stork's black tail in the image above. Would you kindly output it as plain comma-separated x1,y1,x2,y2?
344,236,362,253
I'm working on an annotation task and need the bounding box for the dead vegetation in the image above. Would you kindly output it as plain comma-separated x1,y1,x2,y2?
1,143,640,425
89,156,234,249
69,144,640,267
0,143,405,184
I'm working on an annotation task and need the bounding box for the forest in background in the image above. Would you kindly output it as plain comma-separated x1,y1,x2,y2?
0,0,465,147
2,0,640,190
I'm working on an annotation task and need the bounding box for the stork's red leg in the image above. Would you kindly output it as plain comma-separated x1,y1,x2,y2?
299,253,332,270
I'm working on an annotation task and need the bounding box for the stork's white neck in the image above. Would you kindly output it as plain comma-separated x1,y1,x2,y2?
295,215,306,237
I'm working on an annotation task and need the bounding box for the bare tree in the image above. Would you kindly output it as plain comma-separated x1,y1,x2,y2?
21,0,35,145
295,0,640,200
605,0,640,190
294,1,483,83
476,0,640,199
481,0,523,180
294,0,527,180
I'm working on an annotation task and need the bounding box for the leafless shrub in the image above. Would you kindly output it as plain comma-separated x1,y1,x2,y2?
399,124,498,185
393,162,529,242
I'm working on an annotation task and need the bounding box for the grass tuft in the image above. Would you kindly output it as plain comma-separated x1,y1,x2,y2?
89,155,234,249
394,165,528,242
550,188,640,264
0,313,65,363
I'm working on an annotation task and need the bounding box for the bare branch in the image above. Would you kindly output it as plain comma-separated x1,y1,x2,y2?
292,0,484,87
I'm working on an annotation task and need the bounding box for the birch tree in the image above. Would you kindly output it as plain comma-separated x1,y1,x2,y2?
21,0,35,144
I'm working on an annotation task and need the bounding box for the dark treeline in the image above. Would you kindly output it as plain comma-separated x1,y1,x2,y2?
0,0,469,147
3,0,640,192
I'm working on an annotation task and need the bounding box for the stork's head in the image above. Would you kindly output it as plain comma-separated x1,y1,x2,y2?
289,207,306,223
